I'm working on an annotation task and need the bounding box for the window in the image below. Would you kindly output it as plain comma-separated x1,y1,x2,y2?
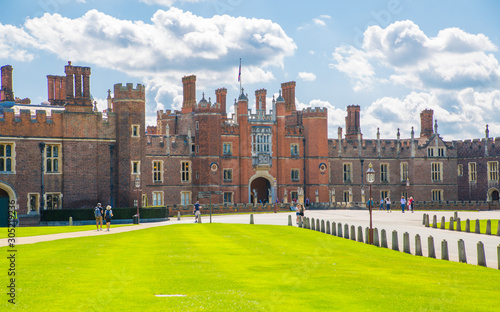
196,172,199,179
469,162,477,182
432,190,443,201
46,144,60,173
401,191,408,200
28,193,39,213
132,161,140,174
181,161,191,182
196,121,199,130
427,148,434,157
438,147,445,157
181,191,191,205
223,142,232,155
431,162,442,182
343,163,352,183
343,190,350,202
380,164,389,182
290,191,298,202
223,169,233,182
401,162,408,182
46,193,61,209
458,164,463,177
142,194,148,207
488,161,499,181
291,169,300,182
132,125,140,137
0,143,14,172
152,191,163,206
192,144,196,153
380,190,389,201
290,143,299,156
153,161,162,182
223,192,233,204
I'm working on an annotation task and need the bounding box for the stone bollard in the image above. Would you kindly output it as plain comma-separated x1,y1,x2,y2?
449,217,454,231
441,216,446,230
365,227,370,245
475,219,481,234
403,232,411,254
425,214,430,227
321,220,325,233
326,221,330,234
381,229,388,248
286,214,290,226
415,234,422,256
306,218,310,230
344,224,349,239
422,213,427,225
458,239,467,263
198,214,202,223
316,219,320,232
337,223,343,237
392,230,399,251
498,244,500,270
69,217,73,226
311,218,315,231
428,236,436,258
299,217,303,228
454,211,458,220
456,218,461,232
486,220,491,235
350,225,356,241
178,211,181,221
465,219,470,232
441,240,449,261
497,221,500,237
332,221,336,236
477,241,487,267
357,226,363,243
373,228,380,247
432,215,437,228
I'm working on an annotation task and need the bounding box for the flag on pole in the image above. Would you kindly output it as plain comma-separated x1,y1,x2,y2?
238,58,241,82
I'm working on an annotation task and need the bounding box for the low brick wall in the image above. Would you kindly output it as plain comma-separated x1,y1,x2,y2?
18,214,41,227
309,201,500,211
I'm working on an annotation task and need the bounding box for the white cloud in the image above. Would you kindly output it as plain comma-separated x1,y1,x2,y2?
0,24,37,61
330,45,375,91
297,72,316,82
313,18,326,27
298,15,331,31
140,0,202,6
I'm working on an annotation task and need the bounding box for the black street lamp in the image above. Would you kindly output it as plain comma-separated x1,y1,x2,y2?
135,174,141,224
366,163,375,244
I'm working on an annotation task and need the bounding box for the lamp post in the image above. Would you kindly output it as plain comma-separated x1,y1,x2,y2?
366,163,375,244
134,174,141,224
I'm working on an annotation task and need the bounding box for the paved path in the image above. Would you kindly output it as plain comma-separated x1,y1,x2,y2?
2,210,499,269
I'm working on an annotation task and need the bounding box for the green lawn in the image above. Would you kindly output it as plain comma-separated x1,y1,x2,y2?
2,224,499,311
0,224,133,238
435,219,499,235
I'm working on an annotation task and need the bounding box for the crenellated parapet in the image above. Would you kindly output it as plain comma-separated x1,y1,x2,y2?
113,83,145,101
454,137,500,157
301,107,328,118
285,125,303,135
221,123,239,135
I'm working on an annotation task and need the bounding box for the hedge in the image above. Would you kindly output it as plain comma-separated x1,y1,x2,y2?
41,207,168,222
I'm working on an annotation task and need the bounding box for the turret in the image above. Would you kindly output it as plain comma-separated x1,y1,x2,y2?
345,105,362,140
182,75,196,113
420,109,434,138
1,65,14,102
255,89,267,112
281,81,296,113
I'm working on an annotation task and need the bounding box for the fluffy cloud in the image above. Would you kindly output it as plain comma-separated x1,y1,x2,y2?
298,15,331,31
297,72,316,82
330,45,375,91
0,24,37,61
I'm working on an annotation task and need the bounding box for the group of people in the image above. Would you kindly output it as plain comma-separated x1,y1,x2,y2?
94,203,114,231
295,203,305,224
367,196,414,212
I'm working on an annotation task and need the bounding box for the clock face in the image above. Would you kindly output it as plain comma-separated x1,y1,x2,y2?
319,163,327,172
210,163,218,171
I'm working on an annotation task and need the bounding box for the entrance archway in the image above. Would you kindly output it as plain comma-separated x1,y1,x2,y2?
250,177,271,204
491,190,499,202
0,188,9,227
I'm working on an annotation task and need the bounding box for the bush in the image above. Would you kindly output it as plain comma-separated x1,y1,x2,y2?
41,207,168,222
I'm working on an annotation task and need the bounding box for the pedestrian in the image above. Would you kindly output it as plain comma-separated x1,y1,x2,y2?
305,197,310,208
300,203,305,222
193,201,201,223
400,196,406,213
94,203,103,231
379,198,384,211
366,197,374,210
12,208,18,227
408,196,414,213
385,197,391,212
104,205,113,231
295,203,301,224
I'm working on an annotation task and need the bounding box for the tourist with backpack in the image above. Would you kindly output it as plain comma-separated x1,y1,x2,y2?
94,203,103,231
105,205,113,231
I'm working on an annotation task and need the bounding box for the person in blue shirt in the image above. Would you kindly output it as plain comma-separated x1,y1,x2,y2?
366,198,374,210
193,201,201,223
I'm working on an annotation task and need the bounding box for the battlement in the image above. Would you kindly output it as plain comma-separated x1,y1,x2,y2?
301,107,328,117
285,125,303,135
113,83,145,100
221,122,239,135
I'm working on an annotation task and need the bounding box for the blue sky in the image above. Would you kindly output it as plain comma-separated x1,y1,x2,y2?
1,0,500,140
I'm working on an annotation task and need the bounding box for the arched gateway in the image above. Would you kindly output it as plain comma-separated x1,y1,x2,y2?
248,172,276,204
0,181,18,227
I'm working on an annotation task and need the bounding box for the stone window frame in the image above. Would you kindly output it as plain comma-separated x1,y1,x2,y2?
223,142,232,156
431,162,443,182
488,161,499,182
343,190,350,202
131,124,140,137
131,161,141,175
152,191,164,206
27,193,40,213
223,168,233,182
400,162,408,182
431,189,443,202
152,160,163,183
223,192,233,204
380,190,390,201
468,162,477,182
0,142,15,173
181,191,191,205
380,163,389,182
437,147,445,157
290,143,299,157
457,164,463,177
181,161,191,183
291,168,300,182
45,192,62,210
427,147,434,157
343,162,352,183
45,143,62,174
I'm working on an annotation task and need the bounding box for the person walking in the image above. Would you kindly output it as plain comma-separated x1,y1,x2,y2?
385,197,391,212
408,196,414,213
295,203,301,224
367,197,374,210
193,201,201,223
104,205,113,231
379,198,384,211
94,203,103,231
400,196,406,213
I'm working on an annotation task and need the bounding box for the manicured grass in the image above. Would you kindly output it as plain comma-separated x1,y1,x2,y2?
0,224,133,238
2,224,499,311
435,219,499,235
